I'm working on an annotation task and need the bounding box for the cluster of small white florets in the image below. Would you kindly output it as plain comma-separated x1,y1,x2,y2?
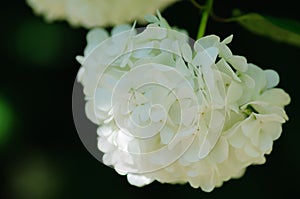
26,0,177,28
76,14,290,192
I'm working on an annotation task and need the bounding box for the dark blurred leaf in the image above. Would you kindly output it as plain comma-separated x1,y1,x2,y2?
234,10,300,47
0,97,13,145
13,19,65,67
10,155,63,199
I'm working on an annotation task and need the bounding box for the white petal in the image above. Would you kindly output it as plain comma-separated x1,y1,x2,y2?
216,59,240,82
86,28,109,45
209,136,229,163
160,126,174,144
150,105,166,123
139,103,151,122
144,14,159,23
116,130,133,150
95,88,112,112
130,108,141,125
77,66,85,82
97,137,114,153
76,56,85,65
175,58,191,77
227,55,248,72
181,141,200,163
101,74,118,90
168,101,181,125
84,28,109,55
206,47,219,62
132,49,152,58
85,101,98,124
244,144,260,157
194,35,220,51
241,118,260,138
240,74,255,88
246,64,267,93
218,43,232,59
198,110,225,159
181,42,193,62
198,138,212,160
264,69,279,88
222,35,233,44
127,174,154,187
228,129,246,148
258,132,273,152
160,38,173,50
111,24,132,35
97,125,113,136
261,122,282,140
254,113,285,123
187,170,199,177
227,81,243,103
258,88,291,106
181,107,197,126
193,47,218,68
127,139,141,154
134,26,167,42
234,149,252,162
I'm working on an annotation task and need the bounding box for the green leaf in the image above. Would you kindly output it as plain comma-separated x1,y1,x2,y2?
233,10,300,47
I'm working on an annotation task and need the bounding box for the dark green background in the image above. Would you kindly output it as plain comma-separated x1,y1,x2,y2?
1,0,299,198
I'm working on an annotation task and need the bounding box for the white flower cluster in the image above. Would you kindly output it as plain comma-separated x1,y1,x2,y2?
76,14,290,192
26,0,177,28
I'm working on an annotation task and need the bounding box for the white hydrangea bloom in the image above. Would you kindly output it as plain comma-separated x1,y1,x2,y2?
75,14,290,192
26,0,177,28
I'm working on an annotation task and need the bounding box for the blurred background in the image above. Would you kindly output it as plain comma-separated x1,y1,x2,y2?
1,0,299,198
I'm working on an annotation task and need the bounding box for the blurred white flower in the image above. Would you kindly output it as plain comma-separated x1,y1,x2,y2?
26,0,177,28
75,13,290,192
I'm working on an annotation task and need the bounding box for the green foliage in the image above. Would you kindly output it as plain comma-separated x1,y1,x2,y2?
234,10,300,47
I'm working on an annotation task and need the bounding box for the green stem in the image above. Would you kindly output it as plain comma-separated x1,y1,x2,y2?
190,0,205,10
196,0,214,39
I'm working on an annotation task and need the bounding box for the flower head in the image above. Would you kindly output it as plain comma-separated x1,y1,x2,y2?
26,0,177,28
75,13,290,192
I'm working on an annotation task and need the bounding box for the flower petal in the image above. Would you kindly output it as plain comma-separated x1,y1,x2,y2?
264,69,280,89
127,174,154,187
